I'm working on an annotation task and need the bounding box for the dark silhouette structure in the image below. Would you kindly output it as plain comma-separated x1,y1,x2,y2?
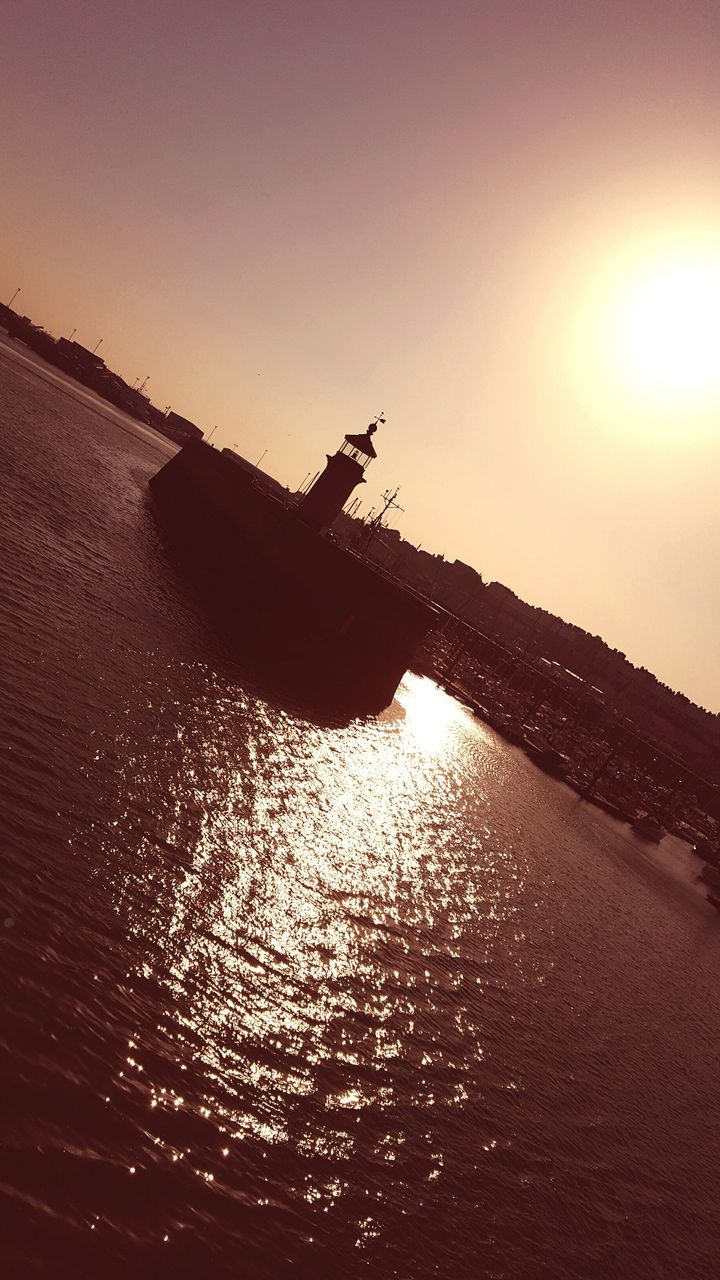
298,421,379,531
149,421,438,713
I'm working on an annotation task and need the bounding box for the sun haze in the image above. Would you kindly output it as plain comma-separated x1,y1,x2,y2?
1,0,719,709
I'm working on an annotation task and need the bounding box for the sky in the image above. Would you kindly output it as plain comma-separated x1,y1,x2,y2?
2,0,719,710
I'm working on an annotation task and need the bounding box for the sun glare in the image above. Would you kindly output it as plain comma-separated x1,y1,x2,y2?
611,254,720,406
572,235,720,437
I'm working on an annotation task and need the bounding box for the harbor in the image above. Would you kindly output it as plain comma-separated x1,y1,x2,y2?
5,1,720,1274
3,344,720,1279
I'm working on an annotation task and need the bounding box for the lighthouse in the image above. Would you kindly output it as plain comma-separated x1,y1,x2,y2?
298,418,383,532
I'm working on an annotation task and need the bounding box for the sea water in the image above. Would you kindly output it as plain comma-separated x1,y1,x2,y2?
1,337,719,1278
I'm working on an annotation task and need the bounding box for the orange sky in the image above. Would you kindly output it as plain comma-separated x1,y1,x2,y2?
2,0,719,709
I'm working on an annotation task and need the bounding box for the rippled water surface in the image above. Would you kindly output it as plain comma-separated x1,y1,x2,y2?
2,339,720,1278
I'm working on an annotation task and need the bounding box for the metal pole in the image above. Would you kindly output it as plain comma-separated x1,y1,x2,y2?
8,287,20,308
92,338,103,354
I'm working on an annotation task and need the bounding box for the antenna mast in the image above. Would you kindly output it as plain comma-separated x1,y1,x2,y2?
360,485,404,551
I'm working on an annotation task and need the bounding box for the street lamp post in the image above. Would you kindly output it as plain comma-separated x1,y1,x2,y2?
8,287,20,309
92,338,103,355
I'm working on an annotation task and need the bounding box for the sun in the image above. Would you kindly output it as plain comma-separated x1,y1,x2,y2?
571,235,720,432
610,253,720,407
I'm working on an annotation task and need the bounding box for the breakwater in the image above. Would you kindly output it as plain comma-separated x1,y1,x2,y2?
149,440,439,714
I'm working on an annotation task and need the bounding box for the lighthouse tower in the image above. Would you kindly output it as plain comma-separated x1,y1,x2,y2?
298,419,381,532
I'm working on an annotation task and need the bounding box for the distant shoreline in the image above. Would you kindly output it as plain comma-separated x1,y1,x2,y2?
0,330,176,456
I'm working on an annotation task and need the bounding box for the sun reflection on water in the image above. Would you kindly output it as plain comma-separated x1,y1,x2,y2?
397,672,472,754
105,670,530,1244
